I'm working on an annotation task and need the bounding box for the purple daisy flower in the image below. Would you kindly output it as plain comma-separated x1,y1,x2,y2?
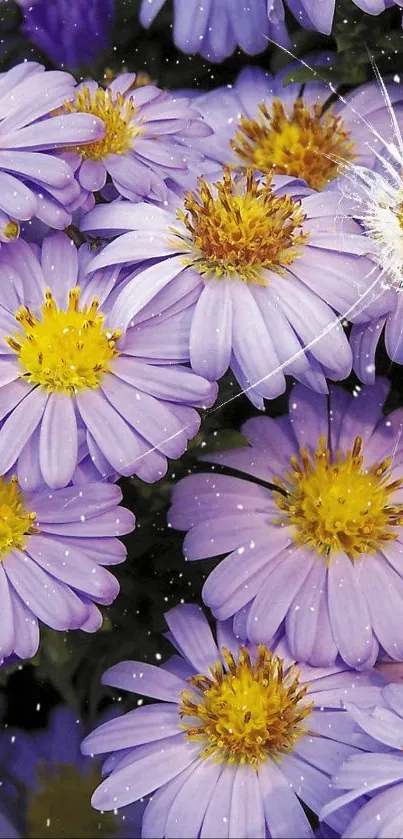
321,683,403,837
81,168,392,407
184,64,403,191
286,1,399,35
0,232,216,488
0,476,134,662
21,0,114,71
0,61,104,233
59,74,211,205
0,705,145,837
139,0,289,63
81,603,383,837
169,378,403,669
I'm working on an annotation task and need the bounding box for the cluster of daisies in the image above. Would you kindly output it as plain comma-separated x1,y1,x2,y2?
2,29,403,837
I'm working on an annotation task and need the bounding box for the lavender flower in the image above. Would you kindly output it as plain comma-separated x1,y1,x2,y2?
81,169,392,408
0,477,134,661
139,0,289,63
0,706,144,837
0,62,104,233
169,378,403,669
184,64,403,191
60,74,211,204
82,603,383,837
0,232,216,488
284,1,399,35
321,683,403,837
21,0,114,71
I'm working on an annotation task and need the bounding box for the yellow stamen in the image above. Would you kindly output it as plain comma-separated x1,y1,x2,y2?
170,168,309,284
180,645,312,766
27,763,116,839
7,287,121,394
231,99,355,191
64,85,141,160
0,476,37,560
274,435,403,559
4,220,19,241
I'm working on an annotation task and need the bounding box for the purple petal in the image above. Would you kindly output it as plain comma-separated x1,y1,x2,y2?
3,549,89,630
91,737,200,810
82,704,181,754
101,660,187,701
351,319,384,385
3,113,104,150
142,764,198,839
26,535,119,605
76,387,145,477
328,553,373,667
100,374,189,459
0,564,14,660
79,159,107,192
41,232,78,305
258,760,313,839
164,603,219,673
229,764,265,839
0,387,48,474
32,483,123,523
201,765,236,839
289,383,328,450
164,759,222,839
9,588,39,659
0,172,37,220
360,556,403,660
247,545,315,644
190,280,232,380
39,393,78,489
286,560,327,663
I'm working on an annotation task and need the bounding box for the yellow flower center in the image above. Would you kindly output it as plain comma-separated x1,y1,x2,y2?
4,220,19,241
65,86,142,160
27,763,117,839
0,475,37,559
231,99,355,191
180,645,311,766
6,287,121,394
171,168,308,284
273,436,403,559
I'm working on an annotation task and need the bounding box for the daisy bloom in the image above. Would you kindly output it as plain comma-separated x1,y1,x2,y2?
82,603,383,838
0,706,144,837
139,0,289,63
0,61,104,233
21,0,114,71
0,476,134,662
346,139,403,383
0,232,216,488
81,168,391,407
60,73,211,204
321,683,403,837
169,378,403,669
185,64,403,191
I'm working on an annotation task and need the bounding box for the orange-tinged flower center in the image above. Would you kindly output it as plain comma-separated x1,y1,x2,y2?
171,168,308,284
180,645,311,766
231,98,355,191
